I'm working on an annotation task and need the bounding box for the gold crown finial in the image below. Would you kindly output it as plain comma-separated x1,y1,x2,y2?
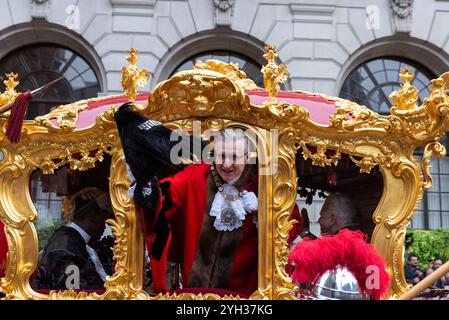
4,72,19,91
399,66,414,84
126,48,138,64
389,66,419,111
261,44,289,102
0,72,20,107
263,45,278,62
121,48,150,102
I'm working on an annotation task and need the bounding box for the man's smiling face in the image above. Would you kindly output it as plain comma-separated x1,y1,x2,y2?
214,138,248,184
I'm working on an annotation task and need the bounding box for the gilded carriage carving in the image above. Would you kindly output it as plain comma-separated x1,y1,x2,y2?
0,46,449,300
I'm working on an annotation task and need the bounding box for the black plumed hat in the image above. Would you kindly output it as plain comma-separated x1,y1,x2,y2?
114,102,206,183
115,103,208,259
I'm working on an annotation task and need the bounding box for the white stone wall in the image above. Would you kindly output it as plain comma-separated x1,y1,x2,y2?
0,0,448,96
1,0,449,231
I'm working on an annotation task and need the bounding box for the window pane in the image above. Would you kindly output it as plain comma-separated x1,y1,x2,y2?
440,175,449,192
430,158,440,174
71,56,90,74
386,70,398,82
384,59,400,71
439,157,449,172
441,194,449,211
359,67,368,78
379,101,390,114
373,71,386,83
0,44,100,119
428,211,441,229
82,69,97,84
360,77,374,90
427,192,440,210
411,210,425,229
442,212,449,228
366,60,384,73
177,60,194,72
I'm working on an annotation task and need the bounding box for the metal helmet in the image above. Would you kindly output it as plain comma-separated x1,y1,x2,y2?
313,265,371,300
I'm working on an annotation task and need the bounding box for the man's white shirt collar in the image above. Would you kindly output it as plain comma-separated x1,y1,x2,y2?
67,222,91,244
67,222,108,281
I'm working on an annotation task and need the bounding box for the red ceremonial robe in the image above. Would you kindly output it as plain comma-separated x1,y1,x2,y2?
141,163,258,297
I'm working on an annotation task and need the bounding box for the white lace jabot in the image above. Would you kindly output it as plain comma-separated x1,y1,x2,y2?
209,183,258,231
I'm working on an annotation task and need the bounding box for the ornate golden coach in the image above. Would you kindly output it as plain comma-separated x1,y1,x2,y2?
1,46,449,300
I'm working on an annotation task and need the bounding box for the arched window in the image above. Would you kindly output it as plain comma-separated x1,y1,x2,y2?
0,44,100,119
340,57,448,229
171,50,263,87
0,44,102,241
339,57,433,115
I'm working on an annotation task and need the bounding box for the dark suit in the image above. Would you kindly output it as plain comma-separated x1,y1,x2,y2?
404,265,421,284
32,226,104,290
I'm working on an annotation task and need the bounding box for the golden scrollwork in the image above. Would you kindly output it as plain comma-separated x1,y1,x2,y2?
1,51,449,300
300,143,341,168
271,129,298,300
421,141,446,190
34,101,88,132
349,155,379,174
193,59,259,90
261,45,289,103
104,151,149,300
148,68,305,131
121,48,150,102
47,290,101,300
389,67,419,111
147,69,251,121
330,99,392,132
249,286,271,300
153,292,240,300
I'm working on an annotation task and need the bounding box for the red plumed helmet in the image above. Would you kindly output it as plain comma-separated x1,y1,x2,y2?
288,229,391,300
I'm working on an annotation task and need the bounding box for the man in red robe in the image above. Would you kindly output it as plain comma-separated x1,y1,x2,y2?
115,103,299,297
155,152,259,296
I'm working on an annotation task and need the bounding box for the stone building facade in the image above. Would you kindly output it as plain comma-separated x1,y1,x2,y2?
1,0,449,231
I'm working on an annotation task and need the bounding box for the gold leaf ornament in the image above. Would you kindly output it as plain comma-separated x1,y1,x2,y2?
121,48,150,102
261,45,290,103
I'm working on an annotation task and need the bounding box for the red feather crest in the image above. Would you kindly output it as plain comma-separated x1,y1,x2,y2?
288,229,391,300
